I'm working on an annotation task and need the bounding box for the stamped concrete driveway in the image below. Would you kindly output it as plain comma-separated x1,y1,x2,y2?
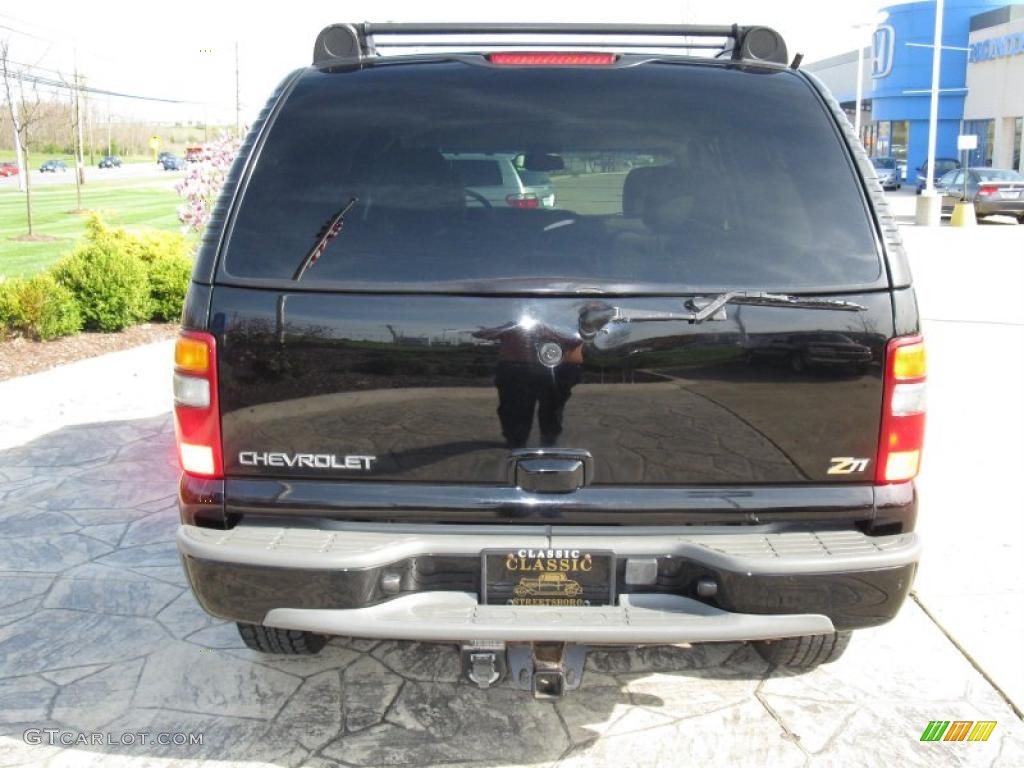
1,228,1023,767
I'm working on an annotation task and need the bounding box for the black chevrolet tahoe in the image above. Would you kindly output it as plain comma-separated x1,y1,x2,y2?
173,23,925,697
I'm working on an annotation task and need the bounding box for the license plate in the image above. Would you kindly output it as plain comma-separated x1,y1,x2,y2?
1003,190,1022,199
481,549,615,606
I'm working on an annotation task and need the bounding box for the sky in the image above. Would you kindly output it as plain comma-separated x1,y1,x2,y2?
0,0,896,125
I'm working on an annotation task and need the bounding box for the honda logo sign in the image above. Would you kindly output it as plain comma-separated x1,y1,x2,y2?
872,24,895,78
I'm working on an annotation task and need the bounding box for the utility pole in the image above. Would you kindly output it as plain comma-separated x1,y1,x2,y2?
234,41,240,137
72,62,84,210
85,79,94,166
106,98,112,157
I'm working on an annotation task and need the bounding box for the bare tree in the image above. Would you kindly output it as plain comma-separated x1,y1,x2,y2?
0,38,45,237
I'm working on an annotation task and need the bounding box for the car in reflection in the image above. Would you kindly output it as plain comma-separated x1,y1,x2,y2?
915,157,959,194
160,154,186,171
0,162,17,177
446,153,556,209
936,167,1024,223
40,159,68,173
871,157,901,190
98,155,122,169
749,332,873,373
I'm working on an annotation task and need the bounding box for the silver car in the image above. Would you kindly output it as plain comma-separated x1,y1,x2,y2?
937,167,1024,223
870,157,901,190
446,153,556,209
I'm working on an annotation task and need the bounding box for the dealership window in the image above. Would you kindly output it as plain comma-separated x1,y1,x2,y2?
1015,117,1022,172
963,119,994,167
890,121,909,168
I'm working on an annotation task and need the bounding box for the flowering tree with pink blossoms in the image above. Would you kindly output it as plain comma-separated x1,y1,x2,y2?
175,133,241,232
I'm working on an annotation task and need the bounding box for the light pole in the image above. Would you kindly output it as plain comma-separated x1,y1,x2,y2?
924,0,944,196
915,0,945,226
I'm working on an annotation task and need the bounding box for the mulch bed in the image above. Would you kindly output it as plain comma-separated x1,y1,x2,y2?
0,323,179,382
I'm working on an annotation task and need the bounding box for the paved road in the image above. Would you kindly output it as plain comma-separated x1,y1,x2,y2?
0,161,181,191
0,216,1022,766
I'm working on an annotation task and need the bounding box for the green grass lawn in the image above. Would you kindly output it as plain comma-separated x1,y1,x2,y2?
0,180,193,278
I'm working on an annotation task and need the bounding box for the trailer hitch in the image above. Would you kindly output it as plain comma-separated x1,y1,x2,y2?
460,642,588,697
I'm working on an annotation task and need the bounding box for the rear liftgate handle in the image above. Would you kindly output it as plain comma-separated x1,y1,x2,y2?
507,449,594,493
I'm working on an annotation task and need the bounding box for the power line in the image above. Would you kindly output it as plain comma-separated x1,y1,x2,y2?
7,67,211,105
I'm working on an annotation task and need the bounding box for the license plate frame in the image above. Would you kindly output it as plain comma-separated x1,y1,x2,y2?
481,549,616,607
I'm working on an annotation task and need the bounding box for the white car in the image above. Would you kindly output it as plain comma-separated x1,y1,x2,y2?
445,153,556,209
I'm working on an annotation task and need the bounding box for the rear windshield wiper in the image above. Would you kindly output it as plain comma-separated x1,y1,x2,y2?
292,197,358,281
579,291,867,337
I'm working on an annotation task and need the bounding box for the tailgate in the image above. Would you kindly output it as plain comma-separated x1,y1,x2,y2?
216,287,892,485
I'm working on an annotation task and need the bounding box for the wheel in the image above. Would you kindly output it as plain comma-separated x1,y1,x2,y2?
915,188,921,195
236,622,327,655
1017,215,1024,225
752,631,852,669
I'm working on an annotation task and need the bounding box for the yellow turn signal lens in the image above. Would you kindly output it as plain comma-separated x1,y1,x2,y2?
892,342,926,380
175,336,209,373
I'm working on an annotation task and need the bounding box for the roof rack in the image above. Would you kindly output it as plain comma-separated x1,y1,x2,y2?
313,23,789,68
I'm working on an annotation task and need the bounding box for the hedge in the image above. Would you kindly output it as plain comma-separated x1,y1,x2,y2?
0,214,194,340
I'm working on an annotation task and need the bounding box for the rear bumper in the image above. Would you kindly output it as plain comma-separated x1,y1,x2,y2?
177,523,919,642
974,199,1024,216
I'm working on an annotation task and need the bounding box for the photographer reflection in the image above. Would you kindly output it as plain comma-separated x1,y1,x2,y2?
474,318,583,449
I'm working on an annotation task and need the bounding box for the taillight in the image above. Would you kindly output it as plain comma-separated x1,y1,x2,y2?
488,52,617,66
876,335,926,484
173,331,223,478
976,185,998,197
506,193,540,209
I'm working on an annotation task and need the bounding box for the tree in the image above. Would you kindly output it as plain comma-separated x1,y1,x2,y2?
0,38,44,237
175,133,241,232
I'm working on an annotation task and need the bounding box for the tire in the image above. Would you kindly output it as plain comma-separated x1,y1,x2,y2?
752,631,852,669
1017,215,1024,225
236,622,327,655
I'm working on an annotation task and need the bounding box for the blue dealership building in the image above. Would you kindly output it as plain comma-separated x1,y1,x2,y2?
808,0,1024,182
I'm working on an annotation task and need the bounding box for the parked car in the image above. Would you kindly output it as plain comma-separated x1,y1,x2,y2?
516,168,556,207
870,157,901,190
157,151,174,164
750,332,873,373
446,153,556,208
936,167,1024,222
98,155,122,169
915,157,959,193
39,160,68,173
173,22,924,697
0,162,18,177
160,154,186,170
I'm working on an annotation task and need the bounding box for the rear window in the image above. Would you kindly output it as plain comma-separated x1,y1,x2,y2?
223,62,881,292
975,169,1024,182
872,157,896,169
449,158,504,187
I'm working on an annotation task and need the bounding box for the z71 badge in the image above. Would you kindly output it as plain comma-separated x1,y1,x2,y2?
827,457,870,475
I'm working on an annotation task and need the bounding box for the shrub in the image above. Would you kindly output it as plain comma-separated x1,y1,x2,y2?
52,242,150,331
1,275,82,341
147,253,192,321
0,279,21,335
